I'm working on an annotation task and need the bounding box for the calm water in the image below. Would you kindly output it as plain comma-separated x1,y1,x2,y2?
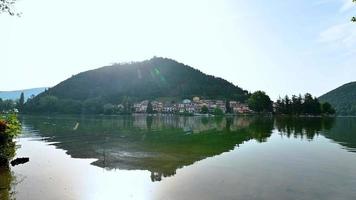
1,115,356,200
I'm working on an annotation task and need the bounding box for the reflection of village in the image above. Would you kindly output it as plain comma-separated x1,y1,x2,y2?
132,97,252,114
18,115,340,184
131,115,254,134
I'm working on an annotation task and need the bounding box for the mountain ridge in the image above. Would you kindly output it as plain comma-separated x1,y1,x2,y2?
319,81,356,116
25,57,249,114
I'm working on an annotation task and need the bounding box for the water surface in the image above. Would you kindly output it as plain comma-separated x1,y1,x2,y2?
1,115,356,200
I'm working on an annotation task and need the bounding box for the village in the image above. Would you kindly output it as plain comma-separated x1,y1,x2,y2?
132,97,252,115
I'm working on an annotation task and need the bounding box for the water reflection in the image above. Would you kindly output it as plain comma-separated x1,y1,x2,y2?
274,117,356,153
16,115,356,183
0,144,17,200
275,117,335,140
323,117,356,152
20,115,274,182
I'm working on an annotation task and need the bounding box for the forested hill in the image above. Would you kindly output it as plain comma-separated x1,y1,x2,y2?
25,57,248,113
319,82,356,116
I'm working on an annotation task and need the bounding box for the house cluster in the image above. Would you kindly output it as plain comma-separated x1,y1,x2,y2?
133,97,252,114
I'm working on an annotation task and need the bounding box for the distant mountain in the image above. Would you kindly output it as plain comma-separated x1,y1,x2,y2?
25,57,248,114
319,82,356,116
0,87,47,101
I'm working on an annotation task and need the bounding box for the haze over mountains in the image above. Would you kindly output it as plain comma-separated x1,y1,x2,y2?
0,87,47,101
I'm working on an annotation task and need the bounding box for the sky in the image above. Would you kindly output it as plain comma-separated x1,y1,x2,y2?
0,0,355,100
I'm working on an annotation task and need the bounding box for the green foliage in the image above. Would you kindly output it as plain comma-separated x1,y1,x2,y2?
321,102,336,115
82,97,104,114
213,108,224,116
24,57,248,114
247,91,272,113
146,101,154,114
0,114,21,140
0,98,16,113
0,0,19,16
201,105,209,114
0,114,20,166
121,96,133,114
319,82,356,115
103,104,115,115
18,92,25,111
225,100,232,114
276,93,333,116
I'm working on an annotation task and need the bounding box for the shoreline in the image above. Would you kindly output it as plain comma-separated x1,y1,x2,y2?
15,113,343,118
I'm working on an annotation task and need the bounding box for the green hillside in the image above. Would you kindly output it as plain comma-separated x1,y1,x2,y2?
319,82,356,116
24,57,248,114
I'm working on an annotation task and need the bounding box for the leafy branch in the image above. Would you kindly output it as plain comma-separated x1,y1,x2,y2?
0,0,20,16
352,0,356,22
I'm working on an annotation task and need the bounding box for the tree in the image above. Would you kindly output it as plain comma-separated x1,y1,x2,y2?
146,101,153,114
18,92,25,112
291,95,303,115
103,103,115,115
0,99,16,112
284,95,292,114
247,91,272,113
82,97,103,114
321,102,336,115
0,0,19,16
213,108,224,116
201,105,209,114
121,96,133,114
274,93,335,116
225,100,232,114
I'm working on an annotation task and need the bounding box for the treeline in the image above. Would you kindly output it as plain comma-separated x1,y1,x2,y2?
0,92,25,113
0,99,17,112
23,95,133,115
275,93,335,115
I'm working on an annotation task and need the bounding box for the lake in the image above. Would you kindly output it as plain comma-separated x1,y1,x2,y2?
1,115,356,200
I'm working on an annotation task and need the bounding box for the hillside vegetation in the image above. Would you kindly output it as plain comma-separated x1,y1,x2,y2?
319,82,356,116
24,57,248,114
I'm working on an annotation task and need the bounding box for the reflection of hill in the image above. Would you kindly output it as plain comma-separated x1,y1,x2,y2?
275,117,356,153
275,117,335,140
20,115,273,182
322,118,356,152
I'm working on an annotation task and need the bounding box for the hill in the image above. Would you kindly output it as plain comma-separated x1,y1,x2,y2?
25,57,248,114
0,87,47,101
319,82,356,116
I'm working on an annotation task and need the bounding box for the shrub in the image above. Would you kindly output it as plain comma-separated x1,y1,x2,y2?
0,114,21,142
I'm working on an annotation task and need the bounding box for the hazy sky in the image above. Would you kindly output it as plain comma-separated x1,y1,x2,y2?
1,0,355,99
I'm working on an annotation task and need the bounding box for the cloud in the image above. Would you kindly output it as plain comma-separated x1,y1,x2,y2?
314,0,354,12
319,23,356,48
340,0,354,12
318,0,356,54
